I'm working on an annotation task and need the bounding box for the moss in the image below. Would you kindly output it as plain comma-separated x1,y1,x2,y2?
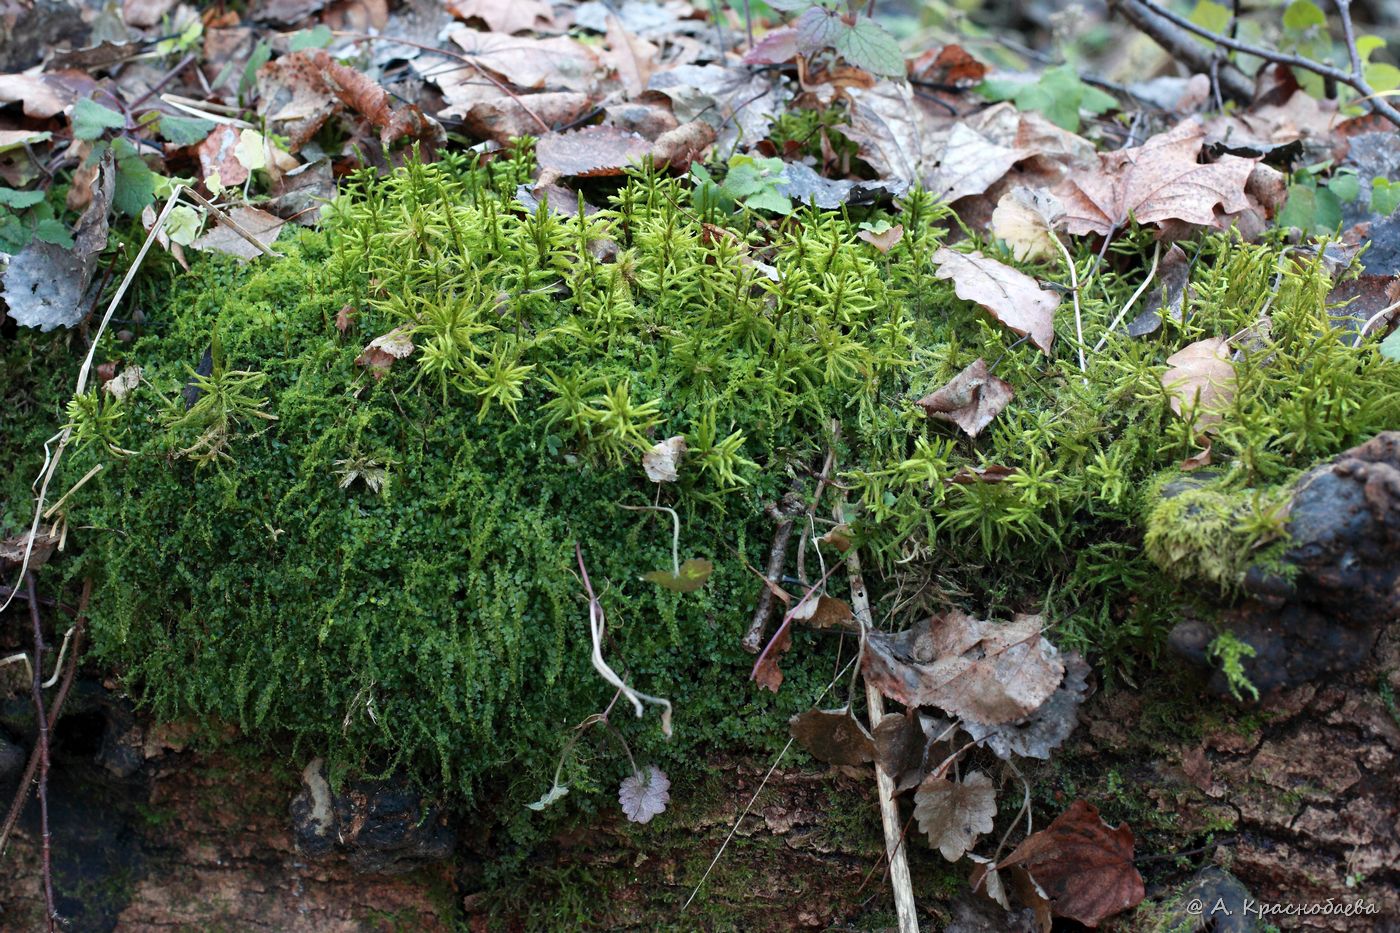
8,149,1399,822
1144,474,1294,592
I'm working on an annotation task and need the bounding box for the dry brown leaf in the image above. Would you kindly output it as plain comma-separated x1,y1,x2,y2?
753,621,792,693
454,92,591,141
789,594,853,630
1161,336,1235,431
1055,119,1256,237
861,610,1065,726
446,0,552,33
961,653,1092,760
449,29,599,92
335,305,357,334
0,525,60,570
0,72,86,119
914,770,997,861
857,223,903,253
997,800,1145,927
917,358,1014,439
648,120,716,171
536,125,651,178
604,13,658,99
909,44,988,88
992,186,1065,262
196,125,250,187
789,708,876,766
931,248,1059,354
191,206,285,263
949,464,1018,485
123,0,177,27
642,435,686,483
647,64,790,155
356,325,415,378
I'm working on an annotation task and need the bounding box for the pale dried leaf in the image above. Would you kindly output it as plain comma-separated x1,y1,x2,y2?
536,126,651,178
105,366,143,400
931,248,1059,354
643,435,686,482
449,29,599,92
356,325,416,377
917,358,1014,438
447,0,552,33
1161,337,1235,431
914,770,997,861
962,653,1091,760
191,206,286,263
619,764,670,823
857,223,904,253
992,186,1065,262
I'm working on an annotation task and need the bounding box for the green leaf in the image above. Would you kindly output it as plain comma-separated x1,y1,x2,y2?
1365,62,1400,93
1276,183,1317,231
743,188,793,215
1380,328,1400,361
289,24,334,51
0,187,46,209
72,99,126,141
794,6,842,54
1328,172,1361,203
235,129,268,172
32,218,73,247
112,138,158,216
643,558,714,593
1372,178,1400,217
164,204,203,245
241,41,272,99
0,213,32,252
834,18,905,77
1189,0,1232,36
1312,186,1343,231
980,66,1116,131
1282,0,1325,30
159,114,216,146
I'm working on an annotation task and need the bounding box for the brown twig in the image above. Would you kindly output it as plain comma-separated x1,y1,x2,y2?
1111,0,1256,104
24,574,57,931
742,487,806,654
0,579,91,859
1114,0,1400,127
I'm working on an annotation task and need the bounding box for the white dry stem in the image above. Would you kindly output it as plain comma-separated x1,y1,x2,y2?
1353,298,1400,348
1053,234,1088,374
619,504,681,577
1094,242,1161,353
0,188,186,616
588,592,673,737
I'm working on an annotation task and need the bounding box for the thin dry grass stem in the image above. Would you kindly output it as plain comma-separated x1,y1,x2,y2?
1095,242,1161,353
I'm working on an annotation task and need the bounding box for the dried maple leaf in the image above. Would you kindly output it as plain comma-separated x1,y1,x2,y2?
1054,119,1256,237
619,765,670,824
992,186,1065,262
789,708,876,766
997,800,1145,927
356,325,415,378
1160,337,1235,431
914,770,997,861
931,248,1059,354
642,435,687,483
962,652,1091,760
917,358,1014,438
861,610,1064,726
449,29,599,93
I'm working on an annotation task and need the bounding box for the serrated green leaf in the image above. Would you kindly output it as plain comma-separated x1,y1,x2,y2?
0,213,32,252
1282,0,1325,30
72,99,126,141
32,218,73,248
159,114,216,146
112,138,158,216
834,18,905,77
642,558,713,593
795,6,842,54
0,187,46,209
241,41,272,99
744,188,793,214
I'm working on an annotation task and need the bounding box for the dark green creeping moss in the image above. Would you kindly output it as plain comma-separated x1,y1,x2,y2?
7,145,1399,811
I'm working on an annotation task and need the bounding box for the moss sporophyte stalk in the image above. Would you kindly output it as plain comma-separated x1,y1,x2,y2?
6,145,1398,807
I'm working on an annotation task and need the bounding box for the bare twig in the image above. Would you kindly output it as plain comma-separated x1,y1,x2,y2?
1112,0,1254,102
25,575,57,931
743,487,805,654
1115,0,1400,127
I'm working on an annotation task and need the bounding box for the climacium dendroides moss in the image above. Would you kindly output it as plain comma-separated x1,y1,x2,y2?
4,146,1397,815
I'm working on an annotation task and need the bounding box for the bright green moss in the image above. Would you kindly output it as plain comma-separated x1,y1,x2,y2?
10,147,1399,811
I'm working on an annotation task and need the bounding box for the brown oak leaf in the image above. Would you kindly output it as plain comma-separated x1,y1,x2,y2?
931,248,1059,353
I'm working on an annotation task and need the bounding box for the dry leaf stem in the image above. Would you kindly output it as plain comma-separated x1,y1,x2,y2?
1094,242,1161,352
1053,235,1088,374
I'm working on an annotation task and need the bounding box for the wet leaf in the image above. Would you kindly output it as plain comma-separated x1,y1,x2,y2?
997,800,1145,927
1055,119,1256,237
643,557,713,593
917,358,1014,439
861,610,1064,726
619,765,670,824
1161,337,1235,431
790,708,876,766
931,248,1059,354
914,770,997,861
962,653,1092,760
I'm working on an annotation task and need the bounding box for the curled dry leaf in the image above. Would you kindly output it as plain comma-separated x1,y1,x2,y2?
1161,337,1235,431
752,618,791,693
619,765,670,824
992,186,1065,263
913,770,997,861
446,0,553,34
917,358,1013,439
789,594,853,630
962,652,1092,760
647,64,790,154
1055,119,1256,237
643,435,687,482
861,610,1064,726
857,222,904,253
335,305,357,334
997,799,1145,927
449,29,599,93
0,525,60,570
1126,243,1191,337
789,707,876,766
356,325,415,378
931,248,1058,354
949,464,1018,485
872,708,929,793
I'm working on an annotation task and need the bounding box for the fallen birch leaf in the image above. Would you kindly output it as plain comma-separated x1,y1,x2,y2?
1055,119,1256,237
998,800,1145,927
917,358,1014,438
790,707,876,766
356,325,415,378
962,652,1091,760
931,248,1059,353
1160,337,1235,431
861,610,1064,726
914,770,997,861
790,594,853,630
